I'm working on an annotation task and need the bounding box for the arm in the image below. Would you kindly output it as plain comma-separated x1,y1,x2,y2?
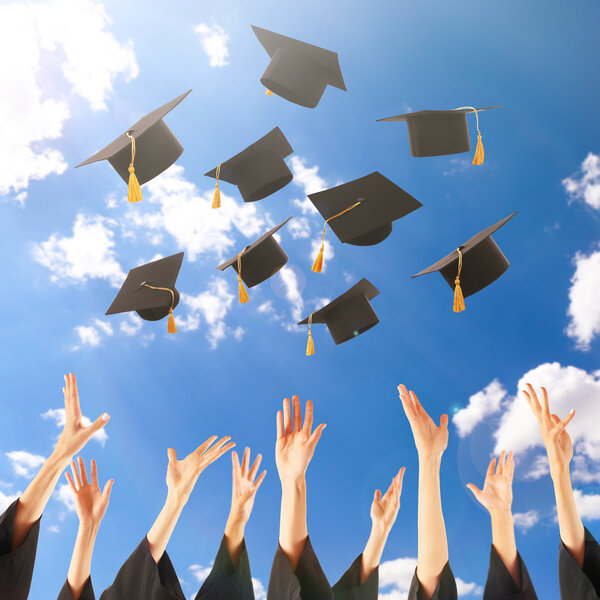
13,373,110,550
224,448,267,568
146,436,235,563
276,396,326,571
65,458,113,600
361,467,406,584
467,451,520,587
398,384,449,600
522,384,584,566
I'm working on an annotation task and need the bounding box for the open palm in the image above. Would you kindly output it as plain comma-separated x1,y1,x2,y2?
467,451,514,514
371,467,406,533
66,457,113,527
230,448,267,524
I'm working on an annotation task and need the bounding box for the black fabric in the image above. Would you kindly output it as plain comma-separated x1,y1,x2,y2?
407,562,457,600
559,528,600,600
0,499,41,600
57,577,96,600
483,545,538,600
332,553,378,600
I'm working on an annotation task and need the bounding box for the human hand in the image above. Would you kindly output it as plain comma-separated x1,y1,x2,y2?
398,385,448,460
275,396,326,483
371,467,406,534
65,457,113,528
467,451,514,515
166,436,235,504
522,384,574,476
228,448,267,526
53,374,110,464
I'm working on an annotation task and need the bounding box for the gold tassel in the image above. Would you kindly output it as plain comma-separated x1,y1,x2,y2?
237,253,249,303
472,133,484,165
312,245,324,273
142,283,178,332
453,248,466,313
265,89,274,96
126,133,143,203
167,308,177,333
212,163,222,209
306,314,315,356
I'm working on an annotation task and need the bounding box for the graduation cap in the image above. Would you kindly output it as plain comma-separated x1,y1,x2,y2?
205,127,293,207
76,90,192,203
217,218,293,303
252,25,346,108
298,279,379,355
106,252,184,333
376,106,500,163
307,172,422,272
412,212,517,312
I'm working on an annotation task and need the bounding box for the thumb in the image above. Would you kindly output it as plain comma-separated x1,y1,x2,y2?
439,414,449,428
102,479,114,503
91,412,110,431
466,483,482,502
167,448,177,464
373,489,382,502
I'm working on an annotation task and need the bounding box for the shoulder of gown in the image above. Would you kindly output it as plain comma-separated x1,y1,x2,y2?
57,576,96,600
483,544,538,600
331,553,378,600
407,562,458,600
559,527,600,600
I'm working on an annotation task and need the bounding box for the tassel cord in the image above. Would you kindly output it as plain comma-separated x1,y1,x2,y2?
142,283,178,332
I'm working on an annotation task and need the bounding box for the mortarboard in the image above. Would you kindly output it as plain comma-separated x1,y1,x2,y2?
106,252,184,333
76,90,192,203
217,218,293,303
412,212,517,312
298,278,380,355
205,127,293,207
307,172,422,272
376,106,500,164
251,25,346,108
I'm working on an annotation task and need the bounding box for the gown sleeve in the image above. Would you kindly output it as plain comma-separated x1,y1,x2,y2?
0,499,41,600
57,577,96,600
99,537,185,600
195,536,255,600
558,528,600,600
483,545,538,600
267,537,333,600
331,553,378,600
407,562,457,600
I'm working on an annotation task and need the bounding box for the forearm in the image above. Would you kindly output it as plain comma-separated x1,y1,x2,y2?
490,509,520,587
224,513,246,569
361,524,388,584
146,492,186,563
279,475,308,570
552,467,585,567
417,456,448,597
67,523,99,600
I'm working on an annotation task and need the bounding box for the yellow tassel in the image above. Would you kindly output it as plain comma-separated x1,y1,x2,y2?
453,278,466,312
127,167,143,203
167,309,177,333
265,89,274,96
312,245,324,273
238,278,249,304
212,184,221,209
472,133,484,165
306,331,315,356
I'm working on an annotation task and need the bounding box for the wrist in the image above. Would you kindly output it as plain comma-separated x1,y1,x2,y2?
418,454,442,471
280,474,307,489
550,463,571,481
165,489,188,511
48,447,71,471
369,521,390,539
77,520,100,539
490,508,513,521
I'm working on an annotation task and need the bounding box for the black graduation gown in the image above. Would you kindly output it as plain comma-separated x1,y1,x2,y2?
267,537,378,600
483,545,537,600
57,577,96,600
407,562,457,600
0,499,41,600
558,528,600,600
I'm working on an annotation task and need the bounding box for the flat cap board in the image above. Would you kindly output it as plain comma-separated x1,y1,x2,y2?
307,172,422,246
376,106,500,122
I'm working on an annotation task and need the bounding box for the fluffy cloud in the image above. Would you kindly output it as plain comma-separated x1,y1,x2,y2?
120,314,143,336
288,217,312,239
522,454,550,481
32,213,125,286
573,489,600,520
453,379,507,438
0,489,21,513
565,246,600,350
289,156,327,214
278,265,304,324
456,579,484,597
194,23,230,67
54,482,76,512
72,319,113,350
5,451,45,478
513,510,540,531
562,152,600,210
41,407,108,446
0,0,137,201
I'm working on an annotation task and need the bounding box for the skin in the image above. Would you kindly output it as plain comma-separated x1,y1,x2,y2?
65,458,113,600
146,436,236,564
398,384,449,600
467,451,520,587
12,374,110,551
522,384,584,567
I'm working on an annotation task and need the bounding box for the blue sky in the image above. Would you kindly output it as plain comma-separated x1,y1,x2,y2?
1,0,599,598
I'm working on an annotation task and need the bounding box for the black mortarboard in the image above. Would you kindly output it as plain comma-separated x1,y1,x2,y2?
205,127,293,207
376,106,500,163
106,252,184,332
217,218,293,303
76,90,191,203
413,212,517,312
307,172,422,272
298,279,380,354
251,26,346,109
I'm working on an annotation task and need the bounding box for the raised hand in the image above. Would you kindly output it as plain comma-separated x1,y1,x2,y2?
398,384,448,460
65,457,113,527
522,384,575,476
371,467,406,533
229,448,267,525
276,396,326,482
166,436,235,504
467,451,514,515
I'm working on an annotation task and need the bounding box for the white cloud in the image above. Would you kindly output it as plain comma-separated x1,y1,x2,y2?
47,524,61,533
453,379,507,438
443,158,471,177
194,23,230,67
565,246,600,350
33,213,125,286
252,578,266,600
72,319,113,350
278,265,304,324
0,0,137,201
288,217,312,239
513,510,540,531
571,455,600,484
54,482,76,512
562,152,600,210
5,451,45,478
189,563,213,583
455,578,484,597
120,314,143,336
0,489,21,513
93,319,113,336
41,407,108,446
523,454,550,481
289,156,327,215
573,489,600,521
257,301,274,314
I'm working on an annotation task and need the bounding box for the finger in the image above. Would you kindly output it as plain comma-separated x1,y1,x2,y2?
276,411,284,440
252,470,267,492
91,459,99,489
439,414,449,429
397,466,406,495
382,476,396,500
302,400,314,436
409,390,424,415
206,436,233,457
525,384,542,416
541,386,551,420
507,451,515,483
486,458,496,479
309,423,326,447
208,441,236,464
70,373,82,417
62,378,71,418
240,447,250,476
101,479,114,504
195,435,219,455
283,398,292,435
89,412,111,434
497,451,506,475
466,483,483,502
167,448,177,464
65,471,77,494
398,385,416,419
248,454,263,482
555,409,576,435
78,456,89,486
373,489,382,503
70,460,82,489
292,396,302,433
231,451,241,478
